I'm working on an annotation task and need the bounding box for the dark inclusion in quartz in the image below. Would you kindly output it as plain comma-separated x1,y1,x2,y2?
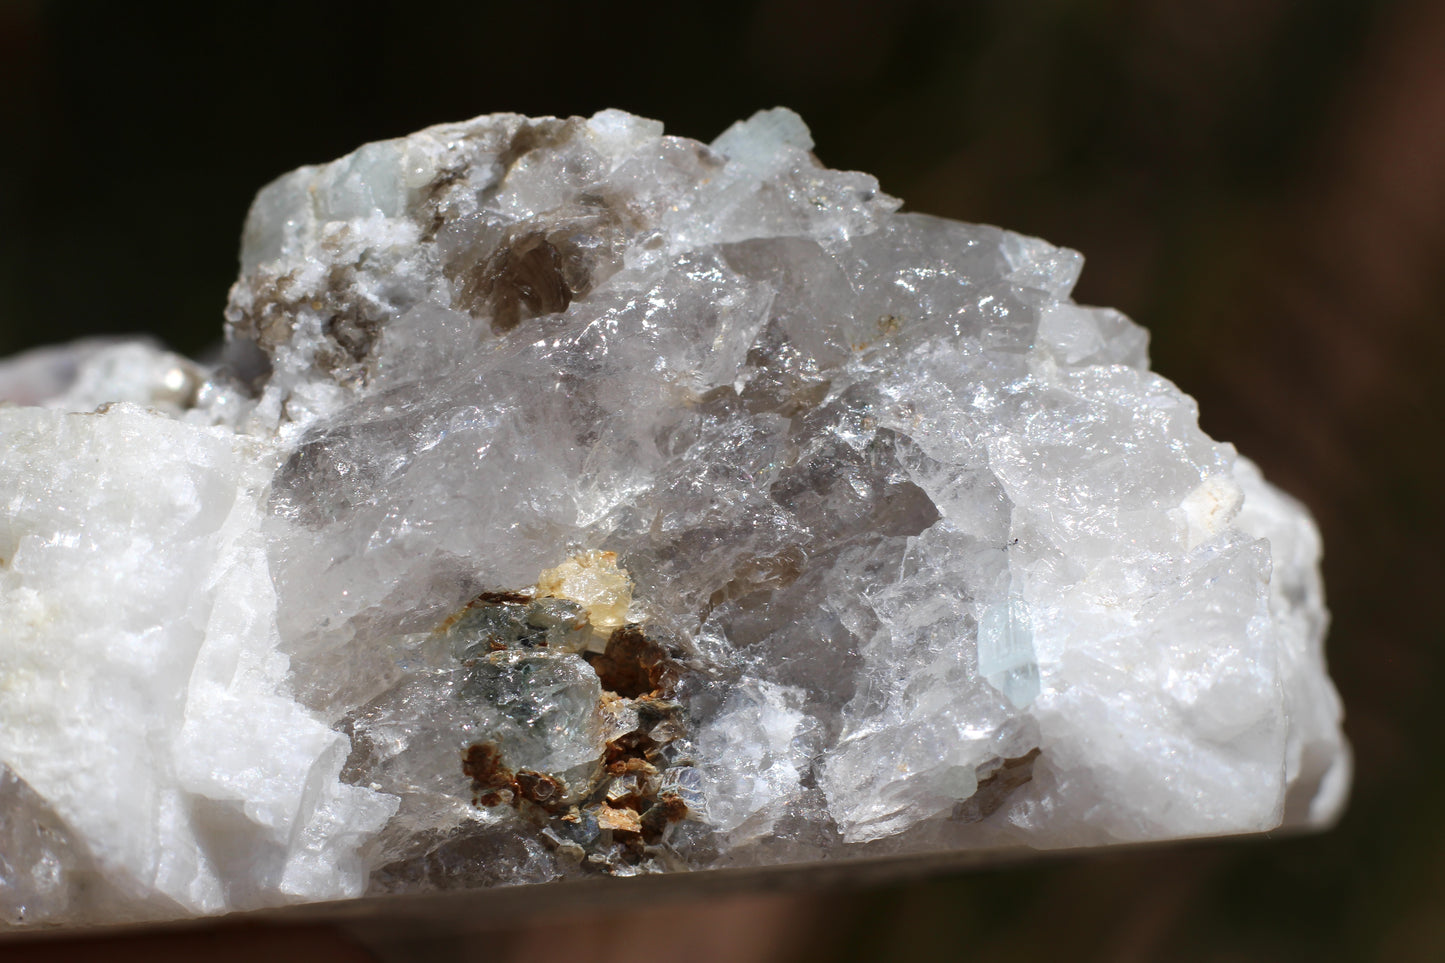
348,557,703,882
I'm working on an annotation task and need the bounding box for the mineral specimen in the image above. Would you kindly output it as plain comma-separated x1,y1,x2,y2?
0,108,1348,926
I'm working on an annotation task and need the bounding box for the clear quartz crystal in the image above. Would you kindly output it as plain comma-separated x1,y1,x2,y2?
0,108,1348,926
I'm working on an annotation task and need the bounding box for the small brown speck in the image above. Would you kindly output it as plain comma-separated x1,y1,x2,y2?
597,804,642,835
462,742,513,795
586,625,673,699
952,748,1042,823
515,770,566,811
452,232,576,334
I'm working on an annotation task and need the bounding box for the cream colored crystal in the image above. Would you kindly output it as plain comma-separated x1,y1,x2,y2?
536,551,634,636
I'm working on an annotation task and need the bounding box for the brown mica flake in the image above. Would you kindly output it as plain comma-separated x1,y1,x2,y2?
462,742,514,806
451,231,576,334
638,791,688,845
655,791,689,824
604,730,659,770
471,590,533,605
952,748,1043,824
436,589,532,634
462,743,570,814
592,694,692,848
229,270,300,351
597,804,642,836
701,547,807,620
514,770,566,811
586,625,673,699
417,165,467,242
231,260,386,385
323,309,380,364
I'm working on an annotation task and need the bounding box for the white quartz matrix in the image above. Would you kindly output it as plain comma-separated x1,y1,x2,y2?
0,109,1348,926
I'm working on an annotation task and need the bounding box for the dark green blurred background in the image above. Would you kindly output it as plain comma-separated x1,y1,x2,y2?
2,1,1441,960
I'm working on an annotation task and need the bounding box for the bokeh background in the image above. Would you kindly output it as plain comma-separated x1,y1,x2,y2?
2,0,1441,960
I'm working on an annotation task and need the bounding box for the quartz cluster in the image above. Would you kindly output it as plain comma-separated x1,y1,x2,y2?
0,108,1348,926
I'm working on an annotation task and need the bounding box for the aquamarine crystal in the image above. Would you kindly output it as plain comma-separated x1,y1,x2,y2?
978,598,1041,708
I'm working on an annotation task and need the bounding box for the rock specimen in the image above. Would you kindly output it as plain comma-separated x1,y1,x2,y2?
0,109,1348,926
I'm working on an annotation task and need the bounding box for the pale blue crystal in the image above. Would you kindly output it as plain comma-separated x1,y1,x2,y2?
977,597,1041,708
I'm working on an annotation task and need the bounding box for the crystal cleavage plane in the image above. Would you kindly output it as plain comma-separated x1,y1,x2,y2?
0,108,1349,926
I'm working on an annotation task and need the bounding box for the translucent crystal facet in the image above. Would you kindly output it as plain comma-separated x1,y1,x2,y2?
0,108,1348,927
978,598,1041,708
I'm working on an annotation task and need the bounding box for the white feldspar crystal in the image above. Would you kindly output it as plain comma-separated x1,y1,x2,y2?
0,108,1347,925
